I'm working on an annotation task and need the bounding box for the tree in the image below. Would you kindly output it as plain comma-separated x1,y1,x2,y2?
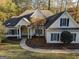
13,0,32,10
0,0,21,21
48,0,50,10
0,0,21,43
32,0,48,10
0,24,6,43
60,31,73,45
76,0,79,22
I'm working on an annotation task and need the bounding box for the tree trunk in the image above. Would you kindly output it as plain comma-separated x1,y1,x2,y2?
48,0,50,10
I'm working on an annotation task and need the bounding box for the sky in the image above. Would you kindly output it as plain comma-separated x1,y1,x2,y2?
32,0,78,3
73,0,78,2
32,0,78,7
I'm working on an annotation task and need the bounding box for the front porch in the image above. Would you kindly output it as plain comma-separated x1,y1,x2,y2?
5,26,28,39
5,25,45,39
26,37,79,49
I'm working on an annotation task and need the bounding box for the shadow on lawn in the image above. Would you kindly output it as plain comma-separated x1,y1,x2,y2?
1,38,21,44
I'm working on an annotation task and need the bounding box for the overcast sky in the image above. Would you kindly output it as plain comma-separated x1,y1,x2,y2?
73,0,78,2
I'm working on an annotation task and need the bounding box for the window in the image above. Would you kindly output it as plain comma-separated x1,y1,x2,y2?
60,18,69,26
72,33,76,41
51,33,59,41
35,29,42,35
8,29,17,35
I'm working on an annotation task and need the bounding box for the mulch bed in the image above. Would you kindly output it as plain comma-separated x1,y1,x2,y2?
26,37,79,49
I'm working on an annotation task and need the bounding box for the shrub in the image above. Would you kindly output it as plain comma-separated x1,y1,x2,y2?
60,31,73,44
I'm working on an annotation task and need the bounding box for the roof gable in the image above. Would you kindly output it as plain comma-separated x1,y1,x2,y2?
4,13,32,27
15,18,30,27
45,11,64,29
46,11,79,29
31,9,45,18
19,10,53,18
4,18,20,27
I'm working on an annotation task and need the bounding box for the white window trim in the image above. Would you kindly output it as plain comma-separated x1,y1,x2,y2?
71,33,76,42
60,18,69,27
51,33,60,42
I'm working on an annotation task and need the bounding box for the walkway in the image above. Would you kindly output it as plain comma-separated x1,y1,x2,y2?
20,39,79,53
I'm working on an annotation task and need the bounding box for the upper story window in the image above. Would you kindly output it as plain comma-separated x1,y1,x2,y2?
60,18,69,26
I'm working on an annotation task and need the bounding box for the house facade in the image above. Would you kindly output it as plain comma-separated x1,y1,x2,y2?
4,9,79,43
45,11,79,43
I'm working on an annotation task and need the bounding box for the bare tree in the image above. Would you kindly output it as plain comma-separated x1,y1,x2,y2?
48,0,50,10
76,0,79,21
13,0,32,9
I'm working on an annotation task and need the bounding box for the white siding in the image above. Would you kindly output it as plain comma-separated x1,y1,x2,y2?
48,12,79,29
15,18,30,27
46,30,61,43
46,11,79,43
46,29,79,43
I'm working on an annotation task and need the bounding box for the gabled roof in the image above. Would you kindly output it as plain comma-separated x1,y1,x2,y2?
4,13,33,27
45,11,65,29
19,10,53,18
4,10,65,28
31,9,45,18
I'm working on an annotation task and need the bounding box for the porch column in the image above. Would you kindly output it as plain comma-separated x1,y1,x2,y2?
19,26,21,39
5,28,8,37
30,27,32,39
44,27,45,36
17,28,19,39
28,26,33,39
28,27,30,39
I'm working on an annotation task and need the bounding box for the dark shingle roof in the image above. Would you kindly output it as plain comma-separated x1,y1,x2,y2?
4,13,33,27
45,11,65,29
4,18,20,27
4,11,64,28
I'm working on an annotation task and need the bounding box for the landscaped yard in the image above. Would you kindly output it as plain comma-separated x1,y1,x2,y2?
0,42,79,59
26,37,79,49
0,28,79,59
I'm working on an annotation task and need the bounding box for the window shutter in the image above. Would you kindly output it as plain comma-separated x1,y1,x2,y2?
67,18,69,26
60,18,62,26
57,34,59,41
73,34,76,41
51,34,53,41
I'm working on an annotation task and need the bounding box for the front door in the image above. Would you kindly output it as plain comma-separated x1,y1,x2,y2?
21,26,28,37
35,28,43,36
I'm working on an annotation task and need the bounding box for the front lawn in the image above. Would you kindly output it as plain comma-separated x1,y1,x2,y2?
0,43,79,59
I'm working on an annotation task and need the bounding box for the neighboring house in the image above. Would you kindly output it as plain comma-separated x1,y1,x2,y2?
4,9,79,43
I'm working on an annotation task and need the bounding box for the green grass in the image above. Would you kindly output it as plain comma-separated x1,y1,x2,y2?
0,43,79,59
